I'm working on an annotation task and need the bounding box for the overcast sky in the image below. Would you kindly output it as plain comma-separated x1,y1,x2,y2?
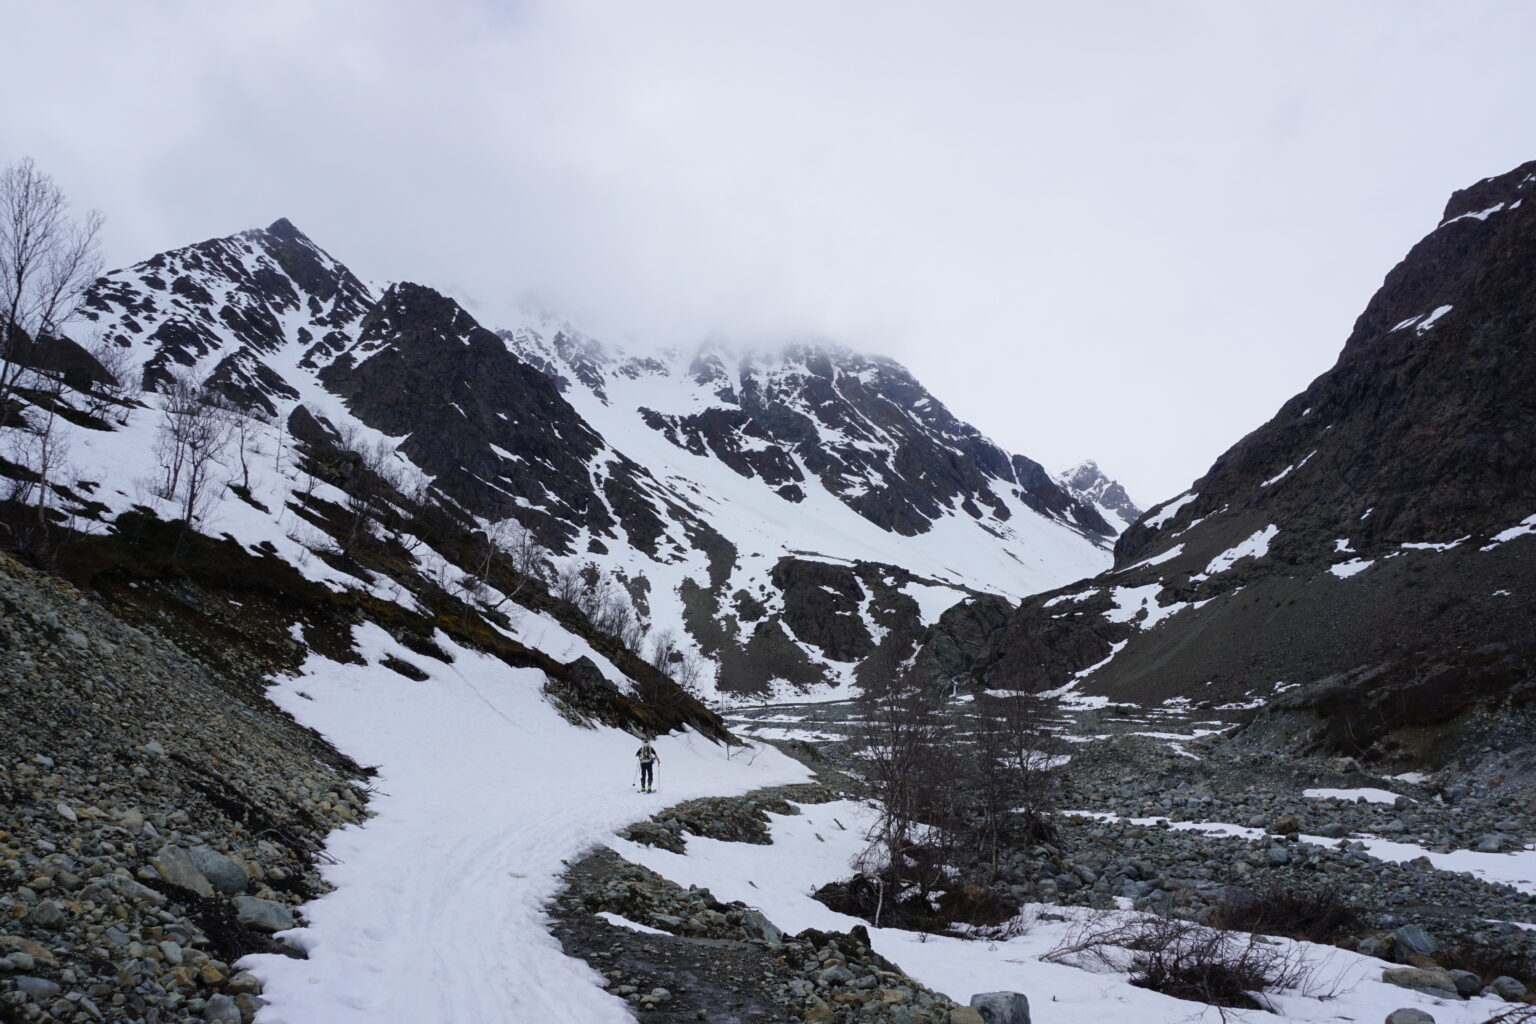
5,1,1534,506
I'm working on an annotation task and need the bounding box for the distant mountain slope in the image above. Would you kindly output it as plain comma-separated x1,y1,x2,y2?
938,159,1536,764
1057,460,1142,532
55,220,1115,701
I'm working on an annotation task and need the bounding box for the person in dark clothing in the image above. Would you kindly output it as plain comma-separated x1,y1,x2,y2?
636,740,660,792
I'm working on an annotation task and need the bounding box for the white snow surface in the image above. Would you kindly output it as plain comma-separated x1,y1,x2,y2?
244,624,811,1024
1115,543,1183,573
1143,491,1195,530
1483,512,1536,550
1201,524,1278,577
1303,787,1406,805
1328,558,1374,579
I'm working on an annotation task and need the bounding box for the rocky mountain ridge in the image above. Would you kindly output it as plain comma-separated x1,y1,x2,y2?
931,159,1536,773
57,221,1119,700
1056,460,1141,532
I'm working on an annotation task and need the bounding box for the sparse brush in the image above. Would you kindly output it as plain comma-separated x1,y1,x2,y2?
1046,911,1324,1020
1208,877,1358,944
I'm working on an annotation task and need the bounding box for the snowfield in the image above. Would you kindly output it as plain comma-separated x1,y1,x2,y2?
242,625,810,1024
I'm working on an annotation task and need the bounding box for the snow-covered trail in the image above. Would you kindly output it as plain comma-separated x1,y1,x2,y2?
243,624,811,1024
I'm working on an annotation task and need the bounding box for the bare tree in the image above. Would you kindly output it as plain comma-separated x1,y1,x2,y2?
81,338,136,424
151,370,233,526
0,158,104,409
222,404,266,494
648,627,681,671
849,679,958,917
551,559,585,605
1,366,78,564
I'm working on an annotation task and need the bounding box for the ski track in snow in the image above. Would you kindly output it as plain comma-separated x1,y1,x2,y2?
244,624,810,1024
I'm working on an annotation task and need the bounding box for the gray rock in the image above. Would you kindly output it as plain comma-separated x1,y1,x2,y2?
1488,975,1528,1000
1475,834,1504,853
234,895,296,932
14,976,62,1001
149,845,215,898
1446,970,1482,997
1266,846,1290,866
740,909,782,945
1317,822,1348,838
1390,924,1439,959
203,993,241,1023
25,900,66,929
1382,967,1458,999
1385,1010,1435,1024
969,990,1031,1024
818,964,855,986
188,846,250,894
1357,934,1394,959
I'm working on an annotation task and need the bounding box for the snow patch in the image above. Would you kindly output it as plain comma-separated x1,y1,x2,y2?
1143,492,1195,530
1482,513,1536,550
1200,525,1278,577
1304,788,1406,805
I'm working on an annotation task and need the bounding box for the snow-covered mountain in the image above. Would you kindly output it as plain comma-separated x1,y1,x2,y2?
66,219,1116,701
1056,460,1142,532
932,159,1536,767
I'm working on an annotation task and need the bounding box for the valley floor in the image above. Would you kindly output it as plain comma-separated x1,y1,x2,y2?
237,666,1536,1024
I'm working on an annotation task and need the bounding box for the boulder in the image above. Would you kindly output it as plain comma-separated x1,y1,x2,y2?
1381,967,1458,999
24,900,66,930
13,976,62,1001
1488,975,1528,1000
1390,924,1439,959
203,994,241,1023
1357,934,1394,960
148,845,215,898
1446,970,1482,998
741,909,782,946
187,846,250,894
969,991,1031,1024
233,895,296,933
1385,1010,1435,1024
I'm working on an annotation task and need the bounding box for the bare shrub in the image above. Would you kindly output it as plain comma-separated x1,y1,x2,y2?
1046,912,1322,1017
1208,878,1358,944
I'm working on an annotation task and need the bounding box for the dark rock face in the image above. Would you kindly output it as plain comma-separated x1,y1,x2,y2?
771,558,874,663
1057,460,1142,532
320,283,679,557
955,159,1536,763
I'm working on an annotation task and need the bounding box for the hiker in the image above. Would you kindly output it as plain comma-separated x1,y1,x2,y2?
636,739,660,792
